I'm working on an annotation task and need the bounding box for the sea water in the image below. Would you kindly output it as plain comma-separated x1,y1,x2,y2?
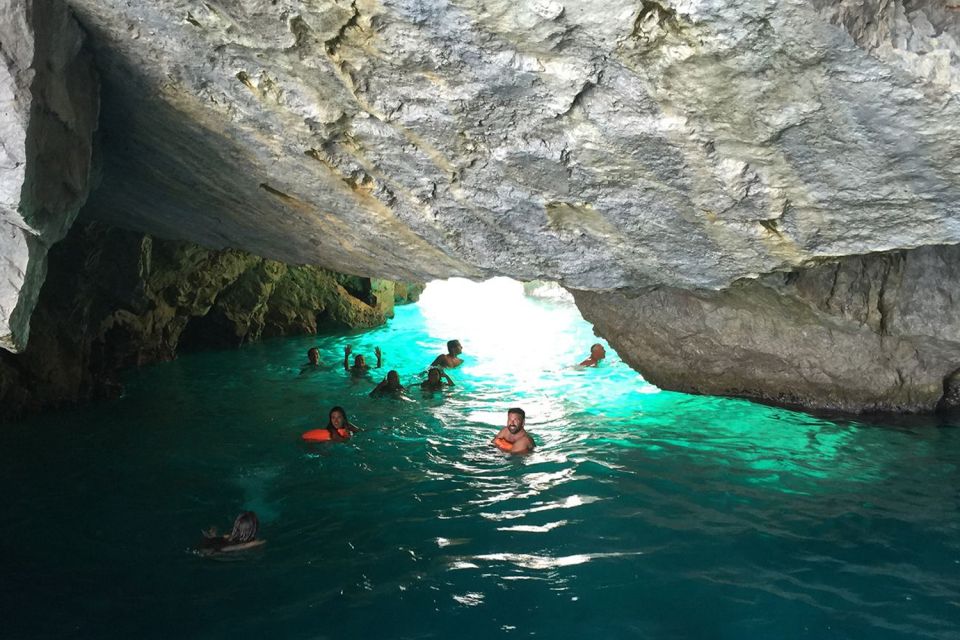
1,278,958,639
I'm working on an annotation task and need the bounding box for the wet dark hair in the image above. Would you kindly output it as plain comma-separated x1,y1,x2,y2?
386,370,400,384
427,367,441,381
507,407,525,421
447,339,460,352
327,406,348,428
227,511,259,544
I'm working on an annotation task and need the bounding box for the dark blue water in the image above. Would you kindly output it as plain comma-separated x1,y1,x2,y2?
1,279,958,639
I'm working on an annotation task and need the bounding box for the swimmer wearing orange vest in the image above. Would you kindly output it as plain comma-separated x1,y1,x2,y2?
302,406,360,442
491,407,535,454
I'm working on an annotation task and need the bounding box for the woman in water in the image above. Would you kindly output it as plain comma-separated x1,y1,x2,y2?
325,405,360,441
420,367,454,391
198,511,265,556
370,370,407,397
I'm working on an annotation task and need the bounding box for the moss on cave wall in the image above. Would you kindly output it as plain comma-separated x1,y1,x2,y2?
0,221,423,420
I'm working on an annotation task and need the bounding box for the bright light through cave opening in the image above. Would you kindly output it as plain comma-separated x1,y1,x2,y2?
416,276,619,382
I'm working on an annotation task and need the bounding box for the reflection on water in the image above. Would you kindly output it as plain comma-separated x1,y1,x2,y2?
1,278,959,639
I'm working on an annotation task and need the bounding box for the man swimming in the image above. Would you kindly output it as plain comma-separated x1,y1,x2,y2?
431,340,463,368
578,343,606,367
300,346,322,373
491,407,535,454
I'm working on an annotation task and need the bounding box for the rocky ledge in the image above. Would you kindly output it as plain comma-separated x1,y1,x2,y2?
574,245,960,414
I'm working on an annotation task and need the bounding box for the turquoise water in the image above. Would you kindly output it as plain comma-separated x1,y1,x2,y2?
2,278,959,639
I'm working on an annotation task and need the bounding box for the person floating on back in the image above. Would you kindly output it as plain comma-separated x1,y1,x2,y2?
344,344,382,377
578,343,606,367
421,367,454,392
431,339,463,369
370,370,406,397
491,407,535,454
197,511,265,556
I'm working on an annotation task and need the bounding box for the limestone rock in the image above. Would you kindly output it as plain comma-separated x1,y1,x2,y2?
61,0,960,290
523,280,575,303
572,245,960,413
0,0,98,351
7,0,960,413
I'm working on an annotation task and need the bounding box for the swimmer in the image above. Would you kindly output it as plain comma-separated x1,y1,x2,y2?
370,370,406,397
344,345,382,377
420,367,454,391
578,343,606,367
325,405,360,441
431,340,463,369
300,346,322,373
491,407,535,454
198,511,265,556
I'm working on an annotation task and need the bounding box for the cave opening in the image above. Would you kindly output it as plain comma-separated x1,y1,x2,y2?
414,276,614,377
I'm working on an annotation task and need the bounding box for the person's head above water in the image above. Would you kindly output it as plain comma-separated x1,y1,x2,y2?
506,407,526,434
354,354,366,368
447,340,462,355
328,406,348,429
227,511,259,544
386,370,401,386
307,347,320,365
427,367,441,384
579,343,607,367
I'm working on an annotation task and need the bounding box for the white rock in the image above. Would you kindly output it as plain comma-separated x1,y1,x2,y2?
0,0,98,352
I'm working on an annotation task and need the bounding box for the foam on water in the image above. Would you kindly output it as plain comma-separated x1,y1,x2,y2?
1,278,958,639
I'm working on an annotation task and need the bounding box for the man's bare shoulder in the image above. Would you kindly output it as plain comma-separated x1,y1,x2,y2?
512,434,535,453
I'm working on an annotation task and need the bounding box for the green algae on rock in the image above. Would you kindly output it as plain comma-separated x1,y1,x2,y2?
0,222,422,421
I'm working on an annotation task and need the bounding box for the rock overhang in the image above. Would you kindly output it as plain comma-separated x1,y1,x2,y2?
60,0,960,292
4,0,960,414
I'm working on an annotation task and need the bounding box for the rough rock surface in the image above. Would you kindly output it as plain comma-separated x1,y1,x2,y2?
573,245,960,413
0,0,98,351
62,0,960,292
0,220,421,420
6,0,960,413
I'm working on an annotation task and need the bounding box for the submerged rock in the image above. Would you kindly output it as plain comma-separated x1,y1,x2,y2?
573,245,960,413
0,221,421,420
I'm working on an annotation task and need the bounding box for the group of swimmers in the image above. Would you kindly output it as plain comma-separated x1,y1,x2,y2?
301,338,607,453
199,339,607,555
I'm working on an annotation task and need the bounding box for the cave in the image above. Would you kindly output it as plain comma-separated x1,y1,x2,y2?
2,1,959,635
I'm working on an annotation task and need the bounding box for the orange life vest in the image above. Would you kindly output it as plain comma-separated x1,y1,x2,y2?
301,427,350,442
